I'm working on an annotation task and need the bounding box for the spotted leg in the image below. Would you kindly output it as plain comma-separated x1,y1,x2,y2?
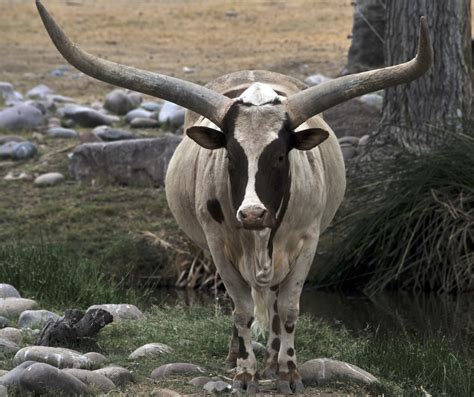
275,233,320,395
262,286,280,379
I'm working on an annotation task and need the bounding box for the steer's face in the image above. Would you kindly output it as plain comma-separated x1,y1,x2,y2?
187,84,329,230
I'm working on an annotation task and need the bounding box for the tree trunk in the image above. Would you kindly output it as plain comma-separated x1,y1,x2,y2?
377,0,472,151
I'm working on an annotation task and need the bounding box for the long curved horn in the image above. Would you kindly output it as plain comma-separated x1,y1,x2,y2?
286,17,433,129
36,0,233,127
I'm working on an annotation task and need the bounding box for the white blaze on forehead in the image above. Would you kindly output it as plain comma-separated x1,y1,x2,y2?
234,84,287,214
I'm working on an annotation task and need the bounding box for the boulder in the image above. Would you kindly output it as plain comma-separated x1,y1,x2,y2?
87,304,144,321
203,380,232,394
0,337,19,355
0,317,8,329
151,363,205,379
0,361,36,387
0,82,23,104
158,101,185,128
129,343,172,360
299,358,379,385
34,172,65,187
62,368,116,392
0,104,43,132
0,298,38,318
61,104,115,128
338,136,360,146
18,310,60,329
27,84,54,99
0,285,20,300
141,101,162,112
130,117,159,128
340,143,357,161
94,128,136,141
358,93,383,110
84,352,106,369
104,89,141,115
304,73,331,87
0,141,37,161
70,135,181,187
46,127,79,139
0,385,6,397
13,346,93,369
125,108,153,123
0,135,24,145
94,366,133,387
0,327,22,344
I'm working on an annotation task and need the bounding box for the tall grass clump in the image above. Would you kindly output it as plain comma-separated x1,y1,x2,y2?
319,124,473,294
0,243,147,309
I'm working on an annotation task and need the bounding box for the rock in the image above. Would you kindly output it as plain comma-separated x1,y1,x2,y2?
104,89,141,115
0,361,36,387
0,317,9,329
27,84,54,99
338,136,360,146
94,366,133,387
251,340,266,355
87,304,144,321
150,363,205,379
129,343,172,360
158,101,185,128
0,337,19,355
49,65,69,77
18,310,60,329
151,388,182,397
47,127,79,139
25,99,54,114
130,117,160,128
358,93,383,110
70,135,181,187
19,362,90,395
189,376,218,387
13,346,93,369
0,298,38,318
0,284,20,299
62,368,116,392
0,82,23,104
95,128,136,141
34,172,65,187
0,385,6,397
0,327,22,344
0,141,37,161
62,104,115,128
300,358,378,385
125,108,153,123
80,131,102,144
304,73,331,87
0,135,24,145
340,143,357,161
84,352,106,369
359,134,371,146
4,171,32,182
203,380,233,394
48,94,75,104
0,104,43,132
141,101,162,112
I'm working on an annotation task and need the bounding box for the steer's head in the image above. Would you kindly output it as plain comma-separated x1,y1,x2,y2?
187,83,329,230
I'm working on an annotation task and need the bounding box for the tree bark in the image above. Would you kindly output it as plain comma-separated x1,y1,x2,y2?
377,0,472,150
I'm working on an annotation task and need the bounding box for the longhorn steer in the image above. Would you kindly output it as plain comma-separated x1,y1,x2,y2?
36,1,432,393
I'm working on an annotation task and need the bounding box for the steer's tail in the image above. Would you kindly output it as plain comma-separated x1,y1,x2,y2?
251,287,269,336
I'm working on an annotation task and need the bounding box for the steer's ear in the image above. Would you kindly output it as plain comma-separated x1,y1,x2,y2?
290,128,329,151
186,126,226,150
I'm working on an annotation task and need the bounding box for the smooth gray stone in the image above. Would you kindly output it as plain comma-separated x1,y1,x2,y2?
104,89,141,115
0,317,8,329
203,380,232,394
358,93,383,110
359,134,371,146
338,136,360,146
130,117,159,128
95,128,135,141
0,298,38,318
125,108,152,123
0,135,24,145
340,143,357,161
141,101,162,112
129,343,172,360
34,172,65,187
19,362,90,395
62,104,114,128
84,352,106,369
49,65,69,77
94,366,133,387
47,127,79,139
304,73,331,87
0,337,19,355
18,309,60,329
0,82,23,104
0,327,22,344
27,84,54,99
150,363,205,379
189,376,216,387
158,101,185,128
0,284,21,299
24,99,54,114
47,94,75,104
300,358,379,385
87,304,144,321
70,135,181,187
0,385,6,397
0,104,43,132
62,368,116,392
0,141,37,160
0,361,36,387
13,346,93,369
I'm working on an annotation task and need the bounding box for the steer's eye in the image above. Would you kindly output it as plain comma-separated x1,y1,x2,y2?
278,155,284,162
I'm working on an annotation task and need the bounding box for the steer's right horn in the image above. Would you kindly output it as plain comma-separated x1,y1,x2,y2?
36,0,233,128
286,17,433,129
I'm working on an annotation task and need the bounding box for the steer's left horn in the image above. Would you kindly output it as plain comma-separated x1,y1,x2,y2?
286,17,433,129
36,0,233,128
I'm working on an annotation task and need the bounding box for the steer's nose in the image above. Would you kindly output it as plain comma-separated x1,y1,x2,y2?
237,206,268,229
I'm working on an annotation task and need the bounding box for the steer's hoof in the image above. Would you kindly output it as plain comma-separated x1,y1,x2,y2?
262,364,278,379
277,370,304,395
233,371,259,394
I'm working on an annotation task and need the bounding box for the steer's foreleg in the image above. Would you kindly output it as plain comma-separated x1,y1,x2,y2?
275,234,320,395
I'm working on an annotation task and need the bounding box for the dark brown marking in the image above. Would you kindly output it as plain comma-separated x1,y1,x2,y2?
270,285,278,292
232,324,238,338
238,337,249,360
285,322,295,334
247,316,254,328
287,361,297,371
207,199,224,223
272,314,281,335
287,348,294,356
271,337,281,351
273,299,278,312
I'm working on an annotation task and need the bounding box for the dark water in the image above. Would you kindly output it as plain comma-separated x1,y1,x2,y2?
153,287,473,352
